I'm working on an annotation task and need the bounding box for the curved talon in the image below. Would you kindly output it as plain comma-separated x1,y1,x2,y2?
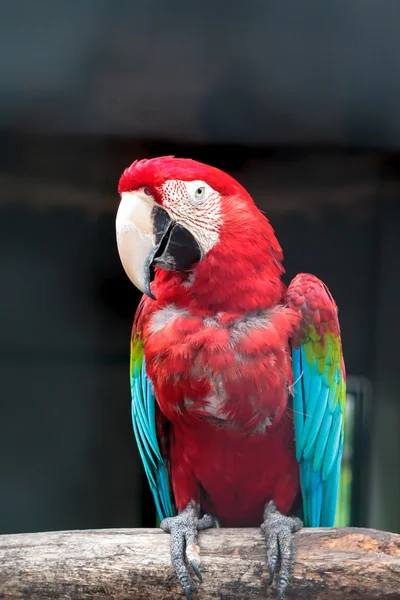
160,503,214,597
190,559,203,581
264,521,278,586
262,501,303,599
268,563,276,586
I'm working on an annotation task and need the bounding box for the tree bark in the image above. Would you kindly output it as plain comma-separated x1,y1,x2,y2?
0,527,399,599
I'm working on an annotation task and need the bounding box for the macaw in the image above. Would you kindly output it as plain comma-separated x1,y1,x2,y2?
115,156,346,599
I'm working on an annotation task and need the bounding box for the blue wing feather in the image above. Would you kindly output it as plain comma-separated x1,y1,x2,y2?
292,349,304,462
131,356,174,522
303,384,329,460
313,410,333,471
292,345,345,527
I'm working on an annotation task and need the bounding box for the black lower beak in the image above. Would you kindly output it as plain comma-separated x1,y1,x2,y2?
153,223,202,271
144,207,202,299
142,205,171,299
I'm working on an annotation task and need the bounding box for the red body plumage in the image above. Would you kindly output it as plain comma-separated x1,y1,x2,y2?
137,292,301,526
124,157,305,526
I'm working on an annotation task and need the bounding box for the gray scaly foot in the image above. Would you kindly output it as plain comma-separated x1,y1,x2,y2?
261,501,303,600
160,502,215,599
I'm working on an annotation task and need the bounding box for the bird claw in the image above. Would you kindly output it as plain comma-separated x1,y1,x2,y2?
190,559,203,582
160,503,214,597
268,563,276,586
261,501,303,600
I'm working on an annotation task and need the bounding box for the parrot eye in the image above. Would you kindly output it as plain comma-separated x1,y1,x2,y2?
143,186,153,196
194,186,205,200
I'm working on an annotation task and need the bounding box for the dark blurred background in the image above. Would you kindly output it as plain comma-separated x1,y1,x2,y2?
0,1,399,535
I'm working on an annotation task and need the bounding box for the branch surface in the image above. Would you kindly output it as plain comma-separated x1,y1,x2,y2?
0,527,399,599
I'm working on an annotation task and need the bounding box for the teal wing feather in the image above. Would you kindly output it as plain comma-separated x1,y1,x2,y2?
130,304,174,522
287,274,346,527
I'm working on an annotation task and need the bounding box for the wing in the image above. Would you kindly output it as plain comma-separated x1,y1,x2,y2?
287,274,346,527
130,297,175,522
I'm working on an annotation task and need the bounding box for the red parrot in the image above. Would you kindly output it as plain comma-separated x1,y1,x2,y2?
115,157,346,599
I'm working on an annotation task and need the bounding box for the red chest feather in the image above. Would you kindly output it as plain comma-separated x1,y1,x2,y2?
144,305,298,429
141,303,301,524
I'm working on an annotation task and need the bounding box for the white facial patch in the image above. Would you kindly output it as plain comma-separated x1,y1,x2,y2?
161,179,221,255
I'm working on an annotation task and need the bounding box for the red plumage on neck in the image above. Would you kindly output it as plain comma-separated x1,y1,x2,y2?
154,194,286,313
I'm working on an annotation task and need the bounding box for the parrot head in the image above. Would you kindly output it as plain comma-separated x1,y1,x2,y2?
116,156,283,305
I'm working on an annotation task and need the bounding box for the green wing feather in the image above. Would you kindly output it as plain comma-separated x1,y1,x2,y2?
130,330,174,521
288,274,346,527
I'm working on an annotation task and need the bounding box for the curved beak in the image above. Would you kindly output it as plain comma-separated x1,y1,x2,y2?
116,191,171,299
116,191,203,300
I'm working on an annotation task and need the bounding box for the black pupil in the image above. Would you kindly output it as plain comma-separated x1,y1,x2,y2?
196,188,202,195
144,186,152,196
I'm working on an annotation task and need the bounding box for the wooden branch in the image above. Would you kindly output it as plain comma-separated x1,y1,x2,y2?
0,527,399,599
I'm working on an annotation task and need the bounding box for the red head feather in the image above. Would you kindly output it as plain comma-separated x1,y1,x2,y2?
118,156,252,201
118,156,285,312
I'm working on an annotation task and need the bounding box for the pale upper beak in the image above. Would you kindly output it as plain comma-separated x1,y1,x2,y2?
115,191,170,299
116,191,202,299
